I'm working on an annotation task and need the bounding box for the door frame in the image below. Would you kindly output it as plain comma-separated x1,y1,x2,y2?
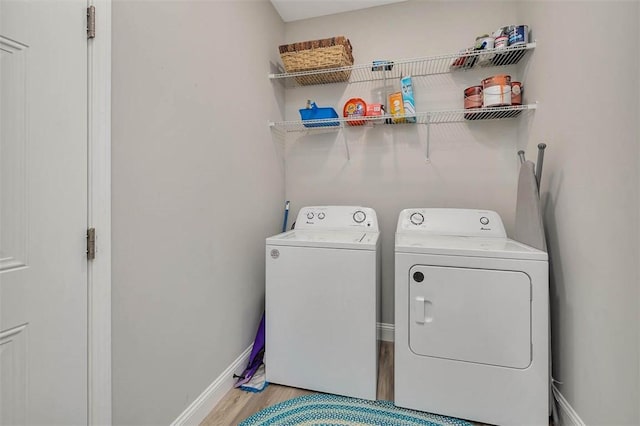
87,0,111,424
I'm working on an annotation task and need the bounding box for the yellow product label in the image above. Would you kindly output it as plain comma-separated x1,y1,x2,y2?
389,92,405,123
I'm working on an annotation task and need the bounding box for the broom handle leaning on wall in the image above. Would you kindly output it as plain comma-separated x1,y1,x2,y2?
535,143,547,189
282,200,290,233
517,144,547,189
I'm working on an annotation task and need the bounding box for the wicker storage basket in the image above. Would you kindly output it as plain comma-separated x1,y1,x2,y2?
279,36,354,85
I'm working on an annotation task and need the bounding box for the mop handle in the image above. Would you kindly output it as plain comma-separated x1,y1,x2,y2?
282,201,290,232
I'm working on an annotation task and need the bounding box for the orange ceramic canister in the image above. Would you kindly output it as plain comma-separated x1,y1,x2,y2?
343,98,367,126
464,85,483,120
511,81,523,105
464,86,483,109
482,74,512,107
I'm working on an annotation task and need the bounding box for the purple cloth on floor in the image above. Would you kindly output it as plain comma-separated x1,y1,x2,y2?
235,313,265,387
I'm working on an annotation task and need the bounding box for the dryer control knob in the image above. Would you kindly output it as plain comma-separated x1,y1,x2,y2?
410,212,424,225
307,212,314,220
480,216,490,225
353,210,366,223
318,212,326,220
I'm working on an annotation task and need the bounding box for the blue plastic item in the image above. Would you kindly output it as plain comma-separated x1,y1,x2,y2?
282,201,290,232
299,102,339,128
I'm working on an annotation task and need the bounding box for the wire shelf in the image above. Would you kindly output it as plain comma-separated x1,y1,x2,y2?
269,104,536,133
429,104,535,123
269,43,535,86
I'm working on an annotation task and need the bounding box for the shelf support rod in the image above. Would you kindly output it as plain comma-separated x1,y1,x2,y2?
425,116,431,162
342,128,350,161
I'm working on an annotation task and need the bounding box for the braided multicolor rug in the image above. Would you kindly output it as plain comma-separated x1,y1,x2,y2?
239,394,472,426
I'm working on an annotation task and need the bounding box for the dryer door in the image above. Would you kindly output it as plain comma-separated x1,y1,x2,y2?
409,265,531,369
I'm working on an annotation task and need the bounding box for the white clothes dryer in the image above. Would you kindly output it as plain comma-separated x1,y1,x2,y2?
394,208,548,425
266,206,380,400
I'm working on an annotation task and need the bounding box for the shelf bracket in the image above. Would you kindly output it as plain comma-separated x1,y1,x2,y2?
424,117,431,163
341,128,350,161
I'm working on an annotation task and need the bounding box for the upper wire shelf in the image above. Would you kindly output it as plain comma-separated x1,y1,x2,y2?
269,42,536,87
269,104,537,133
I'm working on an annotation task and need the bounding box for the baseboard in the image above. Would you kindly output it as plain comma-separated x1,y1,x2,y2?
552,386,586,426
377,322,394,342
171,345,252,426
173,324,393,425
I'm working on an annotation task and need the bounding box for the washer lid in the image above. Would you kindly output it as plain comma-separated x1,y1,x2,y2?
395,233,547,261
267,230,379,250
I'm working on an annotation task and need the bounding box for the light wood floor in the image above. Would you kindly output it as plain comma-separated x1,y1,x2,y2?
200,341,550,426
200,341,394,426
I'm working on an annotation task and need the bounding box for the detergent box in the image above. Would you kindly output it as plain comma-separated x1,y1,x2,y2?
389,92,405,124
401,75,416,123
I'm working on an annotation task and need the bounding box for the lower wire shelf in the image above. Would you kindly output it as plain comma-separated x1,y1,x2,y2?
269,103,537,162
269,103,536,133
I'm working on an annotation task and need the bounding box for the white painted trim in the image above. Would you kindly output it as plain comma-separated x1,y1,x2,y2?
171,346,252,426
87,0,111,424
552,386,585,426
377,322,394,342
173,323,393,425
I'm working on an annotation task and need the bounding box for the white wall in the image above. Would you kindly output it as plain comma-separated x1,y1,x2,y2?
110,1,640,424
111,1,284,424
282,2,640,422
517,1,640,424
283,1,522,324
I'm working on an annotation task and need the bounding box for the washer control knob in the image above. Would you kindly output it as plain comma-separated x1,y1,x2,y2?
410,212,424,225
318,212,326,220
306,212,314,220
353,210,366,223
480,216,490,225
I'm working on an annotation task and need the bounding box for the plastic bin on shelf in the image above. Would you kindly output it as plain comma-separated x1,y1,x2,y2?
299,102,339,128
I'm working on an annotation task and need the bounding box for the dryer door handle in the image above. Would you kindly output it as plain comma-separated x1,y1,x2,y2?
414,297,433,324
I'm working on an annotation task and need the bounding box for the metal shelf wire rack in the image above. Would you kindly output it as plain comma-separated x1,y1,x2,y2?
269,104,537,133
269,43,535,86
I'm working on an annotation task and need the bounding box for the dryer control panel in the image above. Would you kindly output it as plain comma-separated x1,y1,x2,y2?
396,208,506,237
295,206,379,231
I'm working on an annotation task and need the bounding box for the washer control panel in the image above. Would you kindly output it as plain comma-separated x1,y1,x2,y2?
396,208,506,237
295,206,379,231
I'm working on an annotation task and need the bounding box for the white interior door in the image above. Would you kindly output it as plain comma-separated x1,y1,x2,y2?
0,1,88,424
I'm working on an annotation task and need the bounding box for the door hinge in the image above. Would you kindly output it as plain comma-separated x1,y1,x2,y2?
87,228,96,260
87,5,96,39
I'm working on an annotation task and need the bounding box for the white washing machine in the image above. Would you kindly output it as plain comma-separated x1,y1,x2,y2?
266,206,380,400
394,208,548,425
